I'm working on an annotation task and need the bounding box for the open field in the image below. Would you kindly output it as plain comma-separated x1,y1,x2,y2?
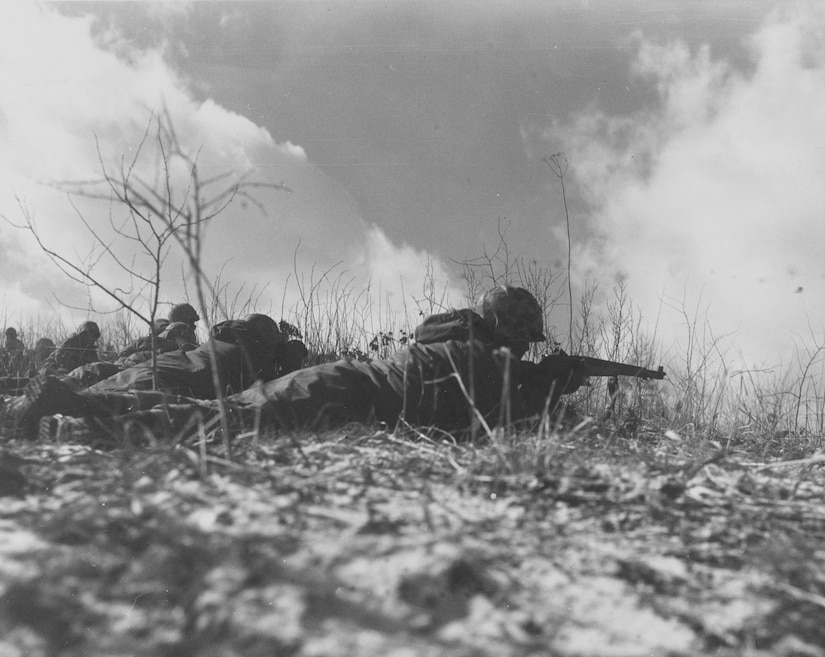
2,225,823,655
1,420,824,657
2,5,823,653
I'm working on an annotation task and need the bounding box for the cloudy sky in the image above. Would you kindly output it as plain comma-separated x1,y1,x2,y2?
0,1,822,368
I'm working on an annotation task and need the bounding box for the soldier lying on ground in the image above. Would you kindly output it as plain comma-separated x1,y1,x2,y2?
0,288,580,441
0,320,181,394
30,338,56,375
167,302,201,346
83,313,303,397
0,313,307,401
0,313,311,431
227,285,584,432
37,321,101,377
112,302,199,363
63,321,201,390
112,300,199,364
0,338,57,392
121,321,198,362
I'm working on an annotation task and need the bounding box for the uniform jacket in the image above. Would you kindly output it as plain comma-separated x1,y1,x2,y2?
3,337,25,354
116,335,180,361
39,333,99,375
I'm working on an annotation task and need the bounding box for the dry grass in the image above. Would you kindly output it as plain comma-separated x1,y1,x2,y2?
1,418,824,656
4,120,823,654
2,266,824,656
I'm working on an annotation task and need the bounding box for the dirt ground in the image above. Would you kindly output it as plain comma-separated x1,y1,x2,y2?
1,425,824,657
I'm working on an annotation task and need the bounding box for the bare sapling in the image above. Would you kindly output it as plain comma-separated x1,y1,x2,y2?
455,221,565,361
790,330,825,445
287,246,369,363
5,109,290,451
106,108,289,450
663,294,735,443
200,259,272,326
543,152,574,352
3,118,180,388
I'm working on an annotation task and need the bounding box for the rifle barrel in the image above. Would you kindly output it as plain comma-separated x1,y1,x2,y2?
552,355,666,380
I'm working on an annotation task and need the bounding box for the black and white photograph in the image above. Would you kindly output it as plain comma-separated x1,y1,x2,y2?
0,1,823,655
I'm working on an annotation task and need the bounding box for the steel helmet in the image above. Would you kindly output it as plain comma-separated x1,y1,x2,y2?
35,337,55,350
244,313,286,350
474,286,546,343
5,327,17,338
77,320,101,339
169,303,200,325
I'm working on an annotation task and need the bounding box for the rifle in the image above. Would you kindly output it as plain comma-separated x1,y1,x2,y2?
518,352,666,414
540,353,666,382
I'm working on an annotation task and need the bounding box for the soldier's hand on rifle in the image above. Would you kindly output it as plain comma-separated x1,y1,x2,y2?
535,354,588,394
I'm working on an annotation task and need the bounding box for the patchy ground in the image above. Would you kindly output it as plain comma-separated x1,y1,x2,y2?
1,424,824,657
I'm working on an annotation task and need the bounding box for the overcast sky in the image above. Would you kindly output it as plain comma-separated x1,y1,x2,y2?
0,1,822,368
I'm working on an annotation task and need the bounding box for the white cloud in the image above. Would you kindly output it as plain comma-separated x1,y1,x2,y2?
553,4,825,367
0,3,452,343
360,225,465,318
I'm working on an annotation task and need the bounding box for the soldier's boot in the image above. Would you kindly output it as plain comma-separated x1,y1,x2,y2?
38,414,110,446
0,375,88,440
117,403,261,442
113,403,220,441
37,411,176,448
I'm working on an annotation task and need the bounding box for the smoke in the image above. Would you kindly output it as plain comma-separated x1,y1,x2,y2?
552,5,825,367
0,4,451,337
360,226,465,315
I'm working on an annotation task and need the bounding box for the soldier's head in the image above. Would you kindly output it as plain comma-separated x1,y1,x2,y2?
33,337,55,361
5,327,17,339
243,313,286,351
169,303,200,327
77,320,101,344
34,337,55,350
474,286,545,357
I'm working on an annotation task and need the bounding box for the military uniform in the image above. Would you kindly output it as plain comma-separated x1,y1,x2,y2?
115,318,173,361
63,321,195,390
3,333,25,356
1,328,27,376
38,322,100,376
223,288,555,432
233,308,521,431
30,338,55,374
0,315,290,438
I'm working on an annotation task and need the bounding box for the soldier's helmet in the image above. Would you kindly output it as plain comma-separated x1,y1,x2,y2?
5,327,17,338
169,303,200,325
474,286,546,343
34,337,55,350
33,337,55,359
77,321,101,339
244,313,286,350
